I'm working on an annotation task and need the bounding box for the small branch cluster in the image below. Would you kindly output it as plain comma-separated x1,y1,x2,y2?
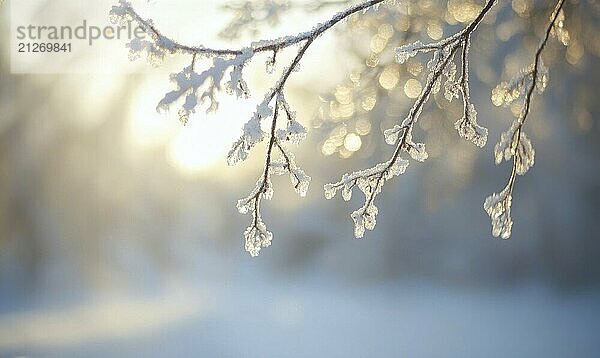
325,0,496,238
156,50,254,124
110,0,385,255
235,93,311,256
484,0,567,239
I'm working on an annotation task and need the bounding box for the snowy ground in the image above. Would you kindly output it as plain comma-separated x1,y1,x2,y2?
2,277,599,357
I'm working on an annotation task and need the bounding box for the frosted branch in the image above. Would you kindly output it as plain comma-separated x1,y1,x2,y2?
484,0,567,239
115,0,575,253
111,0,386,255
110,0,385,58
237,94,311,256
325,0,497,239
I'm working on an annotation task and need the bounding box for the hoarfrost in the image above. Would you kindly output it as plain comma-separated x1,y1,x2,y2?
484,188,513,239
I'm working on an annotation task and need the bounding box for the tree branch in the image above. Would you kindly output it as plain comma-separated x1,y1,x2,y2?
111,0,385,57
325,0,497,238
484,0,567,239
109,0,388,255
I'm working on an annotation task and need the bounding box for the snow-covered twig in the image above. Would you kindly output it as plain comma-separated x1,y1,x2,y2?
325,0,497,239
484,0,567,239
110,0,385,58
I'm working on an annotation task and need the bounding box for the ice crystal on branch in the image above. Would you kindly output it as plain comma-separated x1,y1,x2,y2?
484,187,513,239
551,9,570,46
275,94,307,144
226,101,271,166
279,149,311,197
455,103,488,148
109,0,130,21
494,122,535,175
110,1,177,64
324,157,409,238
395,41,426,64
126,37,167,64
403,130,429,162
243,214,273,257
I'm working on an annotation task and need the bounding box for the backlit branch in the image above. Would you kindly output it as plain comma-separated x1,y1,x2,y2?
325,0,496,238
110,0,385,58
110,0,385,255
484,0,567,239
112,0,575,255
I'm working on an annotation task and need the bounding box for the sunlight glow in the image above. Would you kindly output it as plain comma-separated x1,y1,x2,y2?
167,96,254,174
128,78,255,174
128,77,178,148
124,0,350,175
167,120,230,173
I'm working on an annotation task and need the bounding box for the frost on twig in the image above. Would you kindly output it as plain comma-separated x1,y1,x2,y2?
491,61,549,108
325,157,409,238
484,0,567,239
325,0,496,239
110,1,177,64
484,187,513,239
395,33,489,148
236,94,311,256
111,0,385,255
156,50,253,124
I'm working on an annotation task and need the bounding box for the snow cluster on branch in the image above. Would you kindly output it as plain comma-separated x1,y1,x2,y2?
111,0,570,255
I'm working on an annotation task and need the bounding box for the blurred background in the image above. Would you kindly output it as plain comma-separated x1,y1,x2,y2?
1,0,599,356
